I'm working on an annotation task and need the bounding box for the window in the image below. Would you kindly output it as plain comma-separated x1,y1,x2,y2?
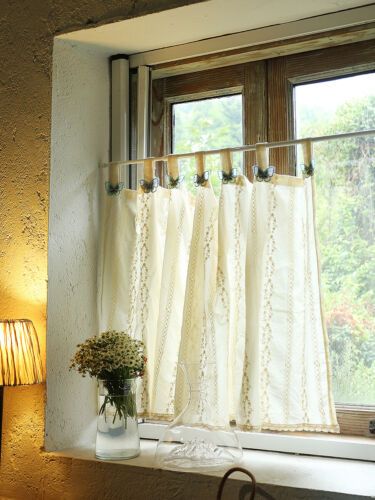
150,40,375,438
295,73,375,407
172,94,243,194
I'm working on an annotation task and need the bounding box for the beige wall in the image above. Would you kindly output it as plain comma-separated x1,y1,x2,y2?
0,2,204,498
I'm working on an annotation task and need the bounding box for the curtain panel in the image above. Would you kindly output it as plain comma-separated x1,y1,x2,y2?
98,165,339,433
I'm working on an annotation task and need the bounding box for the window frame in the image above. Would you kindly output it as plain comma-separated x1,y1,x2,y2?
150,61,268,178
266,42,375,436
146,39,375,444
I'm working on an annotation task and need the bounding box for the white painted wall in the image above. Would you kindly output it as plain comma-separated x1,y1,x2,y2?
46,39,110,450
59,0,370,54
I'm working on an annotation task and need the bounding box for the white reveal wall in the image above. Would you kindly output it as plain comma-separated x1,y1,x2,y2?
46,39,110,450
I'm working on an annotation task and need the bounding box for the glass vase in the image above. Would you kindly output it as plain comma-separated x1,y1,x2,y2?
155,362,242,472
95,379,140,460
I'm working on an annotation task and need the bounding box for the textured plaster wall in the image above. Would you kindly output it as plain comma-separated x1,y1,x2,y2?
0,1,206,498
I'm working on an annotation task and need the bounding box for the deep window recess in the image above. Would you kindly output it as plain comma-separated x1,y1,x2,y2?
149,39,375,438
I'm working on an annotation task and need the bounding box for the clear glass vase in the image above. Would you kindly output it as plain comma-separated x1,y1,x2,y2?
155,363,242,472
95,379,140,460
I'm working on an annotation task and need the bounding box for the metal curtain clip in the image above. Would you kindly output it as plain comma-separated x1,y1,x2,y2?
167,174,185,188
218,168,239,183
105,181,125,196
139,177,160,193
193,170,210,186
252,165,275,182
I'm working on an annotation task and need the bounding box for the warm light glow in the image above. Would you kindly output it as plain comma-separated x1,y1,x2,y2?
0,320,44,386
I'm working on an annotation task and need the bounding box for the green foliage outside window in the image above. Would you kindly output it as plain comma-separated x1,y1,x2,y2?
173,88,375,406
173,95,243,195
297,94,375,405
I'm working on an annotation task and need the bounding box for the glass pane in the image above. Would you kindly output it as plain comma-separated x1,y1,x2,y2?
295,73,375,405
172,94,243,195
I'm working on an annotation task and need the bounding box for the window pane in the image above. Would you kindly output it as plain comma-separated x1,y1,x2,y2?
172,94,243,194
295,73,375,405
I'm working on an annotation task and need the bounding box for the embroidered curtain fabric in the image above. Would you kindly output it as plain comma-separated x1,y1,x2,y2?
98,160,338,432
98,183,195,416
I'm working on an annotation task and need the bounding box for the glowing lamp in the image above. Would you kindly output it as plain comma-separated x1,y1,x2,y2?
0,319,44,451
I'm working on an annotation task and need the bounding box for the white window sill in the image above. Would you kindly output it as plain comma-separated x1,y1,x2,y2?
49,439,375,498
139,422,375,462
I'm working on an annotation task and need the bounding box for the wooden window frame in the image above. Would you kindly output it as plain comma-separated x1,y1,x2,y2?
151,61,268,179
267,39,375,173
267,40,375,437
148,39,375,438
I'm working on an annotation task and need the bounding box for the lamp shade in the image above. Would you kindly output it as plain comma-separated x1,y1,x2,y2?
0,319,44,386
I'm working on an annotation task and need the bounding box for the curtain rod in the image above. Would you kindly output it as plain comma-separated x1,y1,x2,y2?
104,129,375,167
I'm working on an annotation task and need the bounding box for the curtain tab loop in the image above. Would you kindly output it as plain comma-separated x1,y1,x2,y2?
301,139,314,177
253,143,274,182
255,143,269,170
108,164,120,189
194,153,209,186
167,155,184,188
195,152,205,176
143,159,154,182
140,159,159,193
167,155,180,178
220,148,232,175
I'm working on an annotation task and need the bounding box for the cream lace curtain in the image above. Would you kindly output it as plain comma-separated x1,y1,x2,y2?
98,152,339,432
